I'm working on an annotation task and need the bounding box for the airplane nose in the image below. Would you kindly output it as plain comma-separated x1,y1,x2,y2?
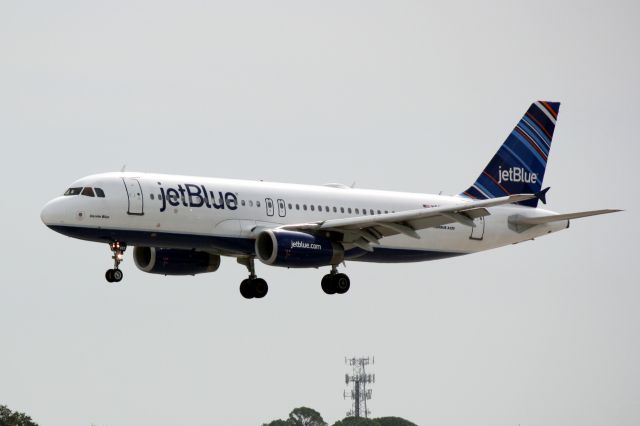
40,200,54,225
41,198,63,226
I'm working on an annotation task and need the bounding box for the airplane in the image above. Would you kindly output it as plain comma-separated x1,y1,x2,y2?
40,101,620,299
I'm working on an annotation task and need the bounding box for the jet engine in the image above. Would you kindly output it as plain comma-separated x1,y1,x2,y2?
255,229,344,268
133,247,221,275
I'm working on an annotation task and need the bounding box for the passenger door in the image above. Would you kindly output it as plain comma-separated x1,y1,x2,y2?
469,216,484,240
123,178,144,215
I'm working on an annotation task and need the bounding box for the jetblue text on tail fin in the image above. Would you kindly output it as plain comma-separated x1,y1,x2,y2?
462,101,560,207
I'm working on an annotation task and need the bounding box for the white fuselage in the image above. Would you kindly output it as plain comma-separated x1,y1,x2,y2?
41,172,568,263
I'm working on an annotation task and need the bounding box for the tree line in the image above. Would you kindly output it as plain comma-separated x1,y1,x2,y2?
1,403,416,425
262,406,417,426
0,404,38,426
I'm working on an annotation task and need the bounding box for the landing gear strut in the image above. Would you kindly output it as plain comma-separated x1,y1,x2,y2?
321,265,350,295
105,241,126,283
237,257,268,299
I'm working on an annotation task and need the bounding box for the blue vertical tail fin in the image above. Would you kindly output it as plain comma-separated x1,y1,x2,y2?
461,101,560,208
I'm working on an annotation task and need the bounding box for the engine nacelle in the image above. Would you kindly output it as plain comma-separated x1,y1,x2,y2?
255,229,344,268
133,247,221,275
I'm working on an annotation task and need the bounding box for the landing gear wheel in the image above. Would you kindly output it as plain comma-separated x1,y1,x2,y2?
240,279,254,299
335,273,350,294
105,269,123,283
239,278,269,299
321,274,337,295
253,278,268,299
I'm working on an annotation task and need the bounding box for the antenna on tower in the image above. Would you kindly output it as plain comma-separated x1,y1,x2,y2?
343,356,375,418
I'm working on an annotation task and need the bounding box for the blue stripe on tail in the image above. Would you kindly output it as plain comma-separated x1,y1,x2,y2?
461,101,560,208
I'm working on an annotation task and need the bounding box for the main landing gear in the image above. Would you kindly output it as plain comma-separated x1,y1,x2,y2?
105,241,126,283
234,259,350,299
237,257,268,299
321,266,350,295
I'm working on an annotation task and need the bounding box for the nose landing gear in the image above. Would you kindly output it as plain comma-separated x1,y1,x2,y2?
321,265,350,295
105,241,126,283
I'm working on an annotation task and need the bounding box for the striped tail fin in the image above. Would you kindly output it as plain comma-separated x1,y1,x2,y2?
461,101,560,208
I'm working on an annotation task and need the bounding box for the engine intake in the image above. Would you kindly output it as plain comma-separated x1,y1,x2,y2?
255,229,344,268
133,247,220,275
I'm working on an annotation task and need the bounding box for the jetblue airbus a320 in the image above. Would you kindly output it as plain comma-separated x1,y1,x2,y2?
41,101,620,299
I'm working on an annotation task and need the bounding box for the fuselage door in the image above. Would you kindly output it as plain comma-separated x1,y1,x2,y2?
277,199,286,217
469,216,485,240
123,178,144,215
265,198,274,216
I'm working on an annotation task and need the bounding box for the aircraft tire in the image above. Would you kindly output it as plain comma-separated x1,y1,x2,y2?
253,278,268,299
105,269,114,283
112,269,123,282
321,274,337,295
240,279,254,299
335,273,350,294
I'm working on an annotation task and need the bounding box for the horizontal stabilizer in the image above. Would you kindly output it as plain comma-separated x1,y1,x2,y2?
511,209,622,226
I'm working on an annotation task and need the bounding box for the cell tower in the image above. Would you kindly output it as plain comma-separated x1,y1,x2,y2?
343,356,375,418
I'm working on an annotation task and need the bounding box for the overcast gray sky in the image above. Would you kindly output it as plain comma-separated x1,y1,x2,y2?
1,1,638,425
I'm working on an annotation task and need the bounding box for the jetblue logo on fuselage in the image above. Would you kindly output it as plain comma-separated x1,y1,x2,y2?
498,166,538,184
159,183,238,212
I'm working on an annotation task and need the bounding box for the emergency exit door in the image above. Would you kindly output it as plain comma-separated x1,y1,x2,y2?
265,198,274,216
277,199,286,217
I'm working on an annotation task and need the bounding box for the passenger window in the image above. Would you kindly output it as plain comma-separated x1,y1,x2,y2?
249,200,253,207
288,203,292,210
95,188,106,198
257,201,261,207
150,193,155,200
303,204,307,211
340,207,345,213
370,209,374,215
363,210,367,215
333,207,337,213
377,210,381,214
310,205,315,211
296,204,300,210
241,200,246,206
81,187,95,197
64,187,82,196
355,208,359,214
348,208,352,214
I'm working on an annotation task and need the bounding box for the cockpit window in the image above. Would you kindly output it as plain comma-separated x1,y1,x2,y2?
81,187,95,197
64,187,82,196
95,188,105,198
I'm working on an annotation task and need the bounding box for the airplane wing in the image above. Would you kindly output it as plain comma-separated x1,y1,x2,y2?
281,193,536,251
